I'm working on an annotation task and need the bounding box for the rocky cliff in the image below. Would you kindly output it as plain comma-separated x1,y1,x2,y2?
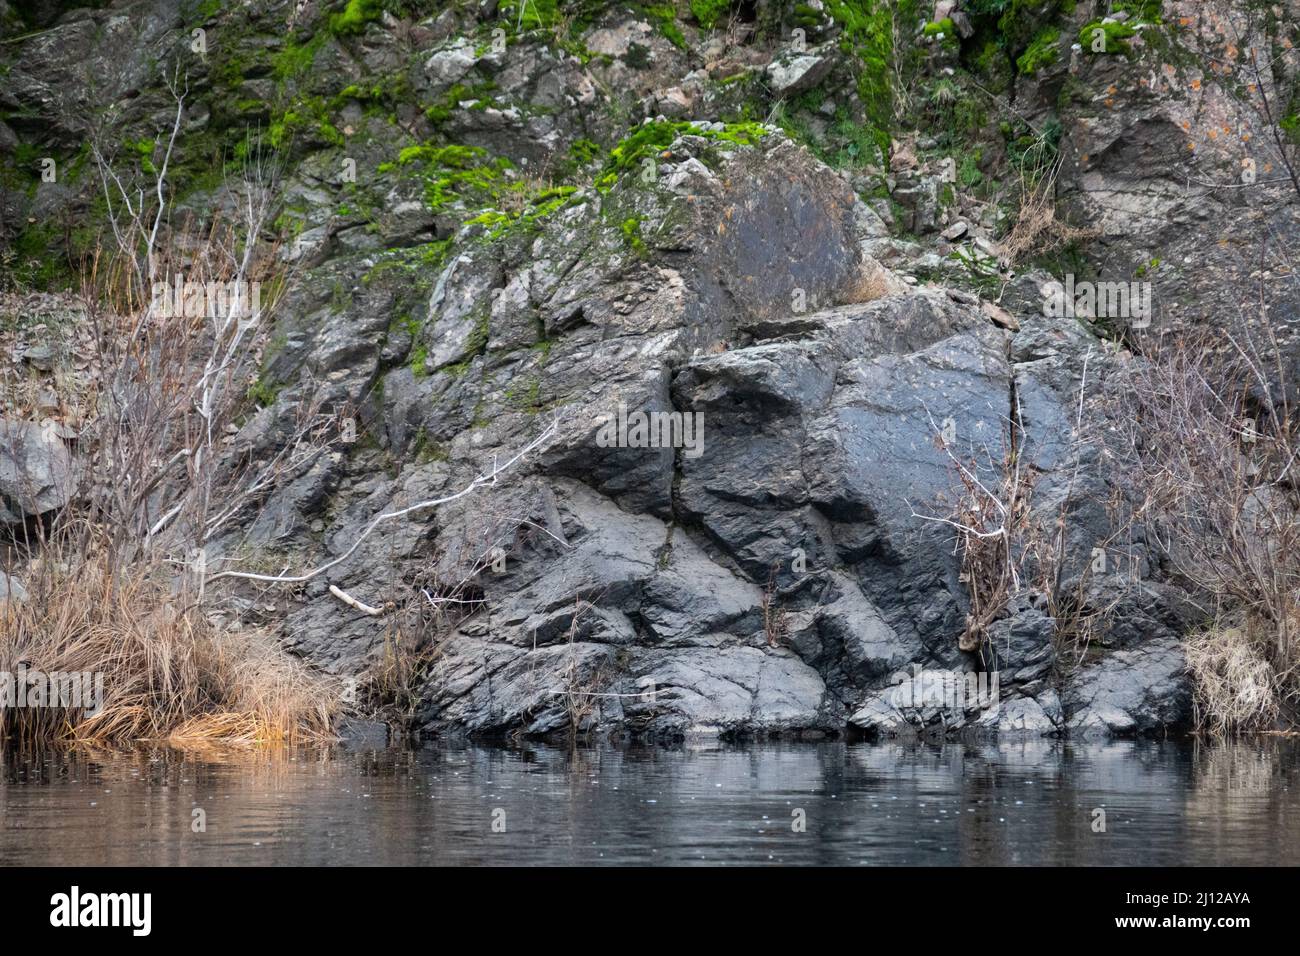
4,0,1298,741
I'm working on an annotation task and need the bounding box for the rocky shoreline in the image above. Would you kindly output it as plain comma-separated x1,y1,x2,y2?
6,1,1300,743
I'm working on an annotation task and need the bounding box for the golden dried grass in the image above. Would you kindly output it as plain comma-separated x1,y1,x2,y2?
1,553,338,747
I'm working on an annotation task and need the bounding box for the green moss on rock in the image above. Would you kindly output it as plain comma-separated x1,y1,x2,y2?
1016,27,1060,74
329,0,383,37
1078,19,1138,55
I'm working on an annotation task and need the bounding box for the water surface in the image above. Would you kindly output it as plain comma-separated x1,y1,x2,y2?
1,739,1296,865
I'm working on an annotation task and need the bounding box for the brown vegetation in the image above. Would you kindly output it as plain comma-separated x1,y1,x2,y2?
1103,323,1300,733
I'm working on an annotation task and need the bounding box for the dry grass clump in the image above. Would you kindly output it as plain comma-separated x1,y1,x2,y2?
1000,162,1098,265
0,553,338,747
1184,621,1283,737
0,101,351,748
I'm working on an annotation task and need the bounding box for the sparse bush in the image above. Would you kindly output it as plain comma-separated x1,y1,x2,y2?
1000,121,1097,264
1103,324,1300,733
911,408,1031,654
0,78,343,747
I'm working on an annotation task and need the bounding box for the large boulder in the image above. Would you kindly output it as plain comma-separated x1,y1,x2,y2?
1062,636,1193,737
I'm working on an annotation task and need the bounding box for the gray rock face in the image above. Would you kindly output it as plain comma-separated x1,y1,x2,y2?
765,47,835,96
0,0,1220,744
849,668,997,734
977,693,1062,735
225,127,1197,742
0,419,73,524
849,672,1063,738
1062,637,1192,737
403,257,1192,740
425,37,479,87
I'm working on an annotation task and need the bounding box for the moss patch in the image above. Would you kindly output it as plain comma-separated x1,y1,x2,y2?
1016,27,1060,75
329,0,383,36
1078,19,1138,55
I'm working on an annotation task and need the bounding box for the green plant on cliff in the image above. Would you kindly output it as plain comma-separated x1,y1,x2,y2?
922,17,955,37
1016,26,1060,75
1114,1,1162,22
329,0,383,36
641,3,688,49
268,95,346,150
8,220,74,290
127,137,158,175
600,119,767,188
362,239,453,292
1276,62,1300,147
916,76,987,152
498,0,560,31
619,215,647,253
959,0,1078,86
273,32,327,80
823,0,917,164
382,143,510,211
1005,115,1061,184
1077,19,1138,55
970,0,1074,52
690,0,731,29
465,185,582,240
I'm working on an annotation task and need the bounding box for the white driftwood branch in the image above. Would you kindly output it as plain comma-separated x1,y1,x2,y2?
329,584,382,616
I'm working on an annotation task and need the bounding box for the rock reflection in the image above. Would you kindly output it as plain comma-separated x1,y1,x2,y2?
0,738,1296,865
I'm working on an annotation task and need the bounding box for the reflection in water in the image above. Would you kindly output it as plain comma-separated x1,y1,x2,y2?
1,739,1297,865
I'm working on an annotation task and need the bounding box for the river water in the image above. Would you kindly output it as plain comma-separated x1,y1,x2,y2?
1,739,1296,865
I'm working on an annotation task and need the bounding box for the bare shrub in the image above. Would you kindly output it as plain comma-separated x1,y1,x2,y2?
1102,323,1300,732
761,561,788,647
1024,351,1128,666
1035,537,1125,667
355,607,441,730
561,595,603,738
0,73,344,745
911,358,1128,665
912,406,1031,654
951,440,1031,653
